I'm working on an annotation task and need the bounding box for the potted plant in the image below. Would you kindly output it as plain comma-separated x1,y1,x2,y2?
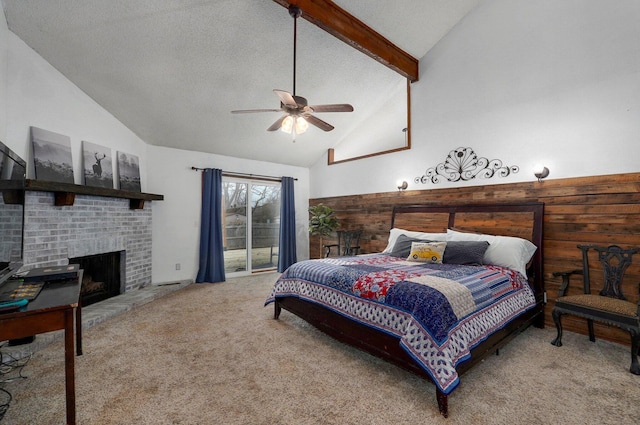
308,204,339,258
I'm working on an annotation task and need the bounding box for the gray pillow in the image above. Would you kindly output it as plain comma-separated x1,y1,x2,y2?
390,235,489,265
442,241,490,265
389,234,426,258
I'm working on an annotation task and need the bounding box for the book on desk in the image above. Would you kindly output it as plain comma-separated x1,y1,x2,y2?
0,264,80,307
12,264,80,283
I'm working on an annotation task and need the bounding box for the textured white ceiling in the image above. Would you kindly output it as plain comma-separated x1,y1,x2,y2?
2,0,479,167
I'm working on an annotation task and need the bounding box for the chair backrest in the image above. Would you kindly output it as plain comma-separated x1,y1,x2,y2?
579,244,640,300
337,230,361,256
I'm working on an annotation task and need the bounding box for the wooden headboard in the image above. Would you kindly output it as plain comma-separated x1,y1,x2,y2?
391,203,545,301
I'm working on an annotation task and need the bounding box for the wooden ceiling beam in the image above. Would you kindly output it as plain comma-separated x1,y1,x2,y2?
273,0,419,82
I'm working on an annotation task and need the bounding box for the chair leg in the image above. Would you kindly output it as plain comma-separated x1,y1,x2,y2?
630,330,640,375
587,319,596,342
551,308,563,347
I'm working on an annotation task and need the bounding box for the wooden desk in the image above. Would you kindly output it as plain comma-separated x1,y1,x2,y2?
0,275,82,425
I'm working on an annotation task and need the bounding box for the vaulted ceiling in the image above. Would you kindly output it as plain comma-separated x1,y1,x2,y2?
3,0,479,167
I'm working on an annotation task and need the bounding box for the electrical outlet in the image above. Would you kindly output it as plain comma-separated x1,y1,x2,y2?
175,263,181,271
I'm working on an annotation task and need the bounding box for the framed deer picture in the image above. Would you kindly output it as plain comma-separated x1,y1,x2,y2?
82,141,114,188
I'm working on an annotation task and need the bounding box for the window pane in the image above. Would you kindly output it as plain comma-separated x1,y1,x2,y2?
223,181,247,273
251,183,280,271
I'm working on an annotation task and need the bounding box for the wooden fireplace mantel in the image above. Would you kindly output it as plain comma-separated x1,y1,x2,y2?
0,179,163,209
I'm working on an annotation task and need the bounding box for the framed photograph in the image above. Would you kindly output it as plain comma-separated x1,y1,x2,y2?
82,141,114,188
117,151,141,192
30,126,74,184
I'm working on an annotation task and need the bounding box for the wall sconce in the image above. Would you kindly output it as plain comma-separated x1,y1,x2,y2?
533,166,549,182
397,180,408,191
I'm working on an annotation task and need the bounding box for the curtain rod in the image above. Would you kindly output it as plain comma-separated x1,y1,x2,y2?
191,167,298,182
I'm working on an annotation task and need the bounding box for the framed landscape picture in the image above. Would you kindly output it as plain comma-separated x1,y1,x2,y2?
30,126,74,184
82,141,114,188
117,151,141,192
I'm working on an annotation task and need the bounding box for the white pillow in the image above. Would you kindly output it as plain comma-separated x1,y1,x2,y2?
382,228,448,253
446,229,537,277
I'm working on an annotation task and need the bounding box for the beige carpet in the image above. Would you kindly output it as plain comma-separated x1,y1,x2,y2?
2,273,639,424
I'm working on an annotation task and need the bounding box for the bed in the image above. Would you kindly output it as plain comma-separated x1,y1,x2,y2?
265,203,545,417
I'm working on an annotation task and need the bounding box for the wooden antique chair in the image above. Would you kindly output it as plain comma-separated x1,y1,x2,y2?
324,230,362,258
551,244,640,374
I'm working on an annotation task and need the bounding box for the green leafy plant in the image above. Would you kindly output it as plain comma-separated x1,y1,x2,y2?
308,204,339,258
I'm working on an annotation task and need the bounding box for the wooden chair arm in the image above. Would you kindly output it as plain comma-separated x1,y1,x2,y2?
323,244,339,258
552,269,583,298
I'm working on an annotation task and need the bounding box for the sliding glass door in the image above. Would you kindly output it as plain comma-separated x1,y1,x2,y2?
222,178,281,276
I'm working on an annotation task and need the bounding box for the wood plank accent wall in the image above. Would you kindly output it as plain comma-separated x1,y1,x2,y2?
310,172,640,347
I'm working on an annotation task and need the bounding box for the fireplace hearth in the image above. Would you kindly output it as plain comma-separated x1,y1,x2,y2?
69,251,124,307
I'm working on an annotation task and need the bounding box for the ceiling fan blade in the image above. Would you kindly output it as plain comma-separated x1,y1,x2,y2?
231,108,281,114
309,104,354,113
305,115,334,132
273,89,298,108
267,115,288,131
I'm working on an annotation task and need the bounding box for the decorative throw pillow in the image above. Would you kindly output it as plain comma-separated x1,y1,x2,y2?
389,235,426,258
382,228,447,253
446,229,537,276
407,241,447,264
442,241,490,265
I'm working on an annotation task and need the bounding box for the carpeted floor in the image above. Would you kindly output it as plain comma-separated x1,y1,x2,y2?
1,272,639,424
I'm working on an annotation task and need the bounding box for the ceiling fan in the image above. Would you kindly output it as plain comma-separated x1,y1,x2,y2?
231,5,354,139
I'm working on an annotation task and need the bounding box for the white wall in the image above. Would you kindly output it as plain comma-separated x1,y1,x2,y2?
146,146,309,283
4,32,148,183
0,7,8,139
310,0,640,198
1,20,310,285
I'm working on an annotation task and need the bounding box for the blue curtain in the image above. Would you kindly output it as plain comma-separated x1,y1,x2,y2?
278,176,297,272
196,168,225,283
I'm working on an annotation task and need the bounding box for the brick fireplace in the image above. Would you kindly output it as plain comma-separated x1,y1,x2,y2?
22,191,154,296
70,250,124,306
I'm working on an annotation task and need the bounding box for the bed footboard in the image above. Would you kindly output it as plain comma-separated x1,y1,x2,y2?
273,296,455,416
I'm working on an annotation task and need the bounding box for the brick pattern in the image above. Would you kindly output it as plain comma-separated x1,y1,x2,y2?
23,191,153,292
0,197,23,262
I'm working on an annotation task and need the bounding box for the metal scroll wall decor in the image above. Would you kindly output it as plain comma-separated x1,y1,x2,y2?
414,147,519,184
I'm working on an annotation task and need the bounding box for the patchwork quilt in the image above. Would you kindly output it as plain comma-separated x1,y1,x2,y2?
265,254,536,394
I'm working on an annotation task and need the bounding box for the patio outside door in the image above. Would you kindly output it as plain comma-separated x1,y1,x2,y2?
222,179,281,276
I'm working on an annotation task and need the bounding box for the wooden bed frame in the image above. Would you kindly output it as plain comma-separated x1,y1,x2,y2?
273,203,545,417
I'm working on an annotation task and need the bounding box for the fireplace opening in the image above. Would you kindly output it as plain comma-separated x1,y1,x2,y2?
69,251,124,307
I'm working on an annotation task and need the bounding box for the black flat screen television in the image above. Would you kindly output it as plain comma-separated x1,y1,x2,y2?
0,140,26,287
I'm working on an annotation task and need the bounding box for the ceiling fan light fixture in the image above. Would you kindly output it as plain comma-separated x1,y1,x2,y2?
295,116,308,134
230,5,353,136
280,116,308,135
281,116,294,133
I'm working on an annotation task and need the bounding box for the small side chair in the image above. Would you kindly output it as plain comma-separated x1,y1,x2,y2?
551,244,640,375
324,230,362,258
